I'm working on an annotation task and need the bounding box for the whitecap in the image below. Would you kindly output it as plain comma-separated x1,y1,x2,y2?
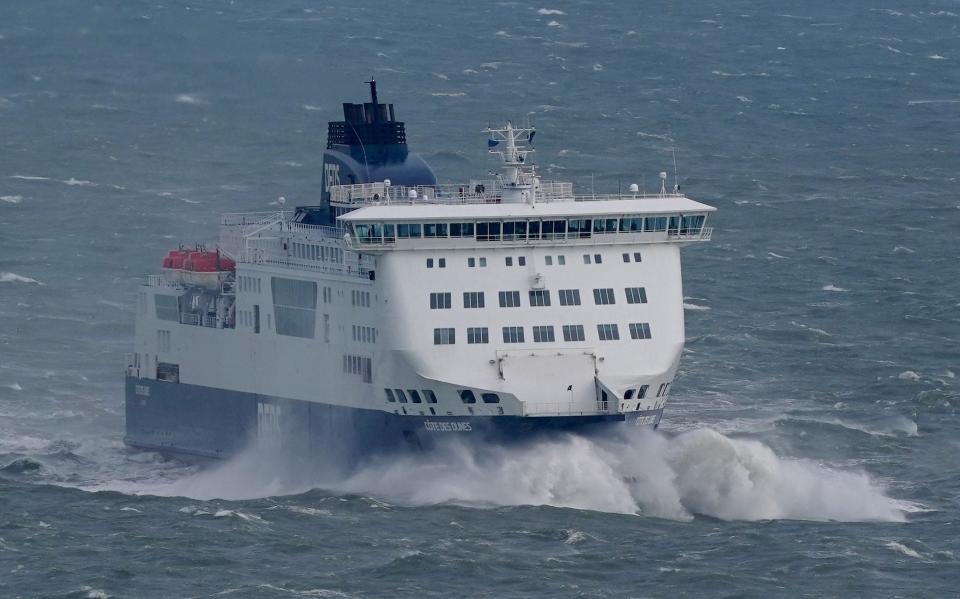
1,195,22,203
886,541,925,560
175,93,205,105
4,383,23,391
8,175,50,181
303,104,323,111
547,20,562,27
767,252,786,259
898,370,921,381
537,8,565,15
683,303,711,311
929,54,947,60
822,284,847,292
430,92,466,97
736,95,752,103
62,177,96,186
119,507,142,513
592,63,604,71
0,272,44,285
892,246,915,254
908,99,960,105
432,72,449,80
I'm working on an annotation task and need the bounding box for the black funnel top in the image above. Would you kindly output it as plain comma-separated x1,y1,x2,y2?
327,80,406,148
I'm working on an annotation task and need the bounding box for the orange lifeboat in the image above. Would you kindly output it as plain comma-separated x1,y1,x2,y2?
164,248,235,288
161,249,190,283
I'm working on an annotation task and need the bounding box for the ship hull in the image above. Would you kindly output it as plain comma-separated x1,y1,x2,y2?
124,376,663,470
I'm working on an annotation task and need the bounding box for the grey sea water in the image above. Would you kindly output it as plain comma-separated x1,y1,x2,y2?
1,0,959,596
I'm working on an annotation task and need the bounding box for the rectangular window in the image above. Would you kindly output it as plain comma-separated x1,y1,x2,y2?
433,328,456,345
593,218,619,234
467,327,489,344
439,258,446,268
426,258,434,268
479,257,487,267
468,257,476,267
533,325,555,343
505,256,513,266
423,390,438,403
629,322,653,340
557,255,566,265
271,277,317,338
384,388,396,403
545,256,553,266
625,287,648,304
155,295,180,322
583,254,591,264
593,288,616,305
463,292,485,309
407,390,423,403
622,253,630,263
430,292,452,309
394,388,408,403
476,222,501,241
499,291,521,308
562,324,585,342
597,323,620,341
423,223,448,238
558,289,581,306
568,218,592,238
529,290,551,307
633,252,642,262
502,326,525,343
450,222,475,237
518,256,526,266
621,216,643,232
594,254,603,264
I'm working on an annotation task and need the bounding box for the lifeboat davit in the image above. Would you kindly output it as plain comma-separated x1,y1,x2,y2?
163,248,235,288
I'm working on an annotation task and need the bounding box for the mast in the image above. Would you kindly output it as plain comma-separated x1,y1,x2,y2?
485,121,538,204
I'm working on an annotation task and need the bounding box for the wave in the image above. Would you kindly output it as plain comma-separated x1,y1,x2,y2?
1,195,22,203
0,272,44,285
98,428,911,523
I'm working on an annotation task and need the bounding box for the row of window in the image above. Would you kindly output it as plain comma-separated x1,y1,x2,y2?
156,329,171,353
426,253,644,270
238,275,262,294
384,388,439,404
429,288,648,310
291,241,343,264
351,214,707,243
343,354,373,383
352,325,377,343
350,290,371,307
434,323,653,344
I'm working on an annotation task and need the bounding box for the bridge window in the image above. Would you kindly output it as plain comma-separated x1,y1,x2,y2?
620,217,643,232
463,292,485,309
568,219,592,238
467,327,489,344
407,390,423,403
597,323,620,341
593,218,619,234
383,224,395,242
533,325,555,343
502,326,525,343
397,223,422,238
528,221,541,240
562,324,585,342
645,216,668,232
624,389,635,400
499,291,521,308
638,384,649,399
529,290,551,307
384,388,396,402
430,292,451,309
477,221,501,241
629,322,652,340
423,390,438,403
433,328,456,345
394,389,408,403
503,221,527,240
593,288,616,305
541,219,567,240
481,393,501,404
450,222,475,237
558,289,581,306
424,223,448,238
459,389,477,404
625,287,648,304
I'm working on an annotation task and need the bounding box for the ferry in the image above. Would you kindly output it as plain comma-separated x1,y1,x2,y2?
124,82,715,467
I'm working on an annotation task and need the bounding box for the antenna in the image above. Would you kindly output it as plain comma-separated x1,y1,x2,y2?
671,147,680,193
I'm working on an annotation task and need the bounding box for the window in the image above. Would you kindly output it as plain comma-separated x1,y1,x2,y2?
583,254,591,264
505,256,513,266
529,290,551,307
476,221,501,241
384,388,396,402
271,277,317,338
621,216,643,232
479,257,487,267
597,323,620,340
467,327,489,344
629,322,652,340
633,252,642,262
407,390,423,403
558,255,566,265
593,218,619,234
463,292,485,309
518,256,526,266
545,256,553,266
430,292,452,309
568,218,592,238
427,258,434,268
533,326,555,343
459,389,477,404
424,223,448,238
397,223,422,238
155,295,179,322
433,328,456,345
625,287,648,304
593,288,616,305
423,390,438,403
594,254,602,264
558,289,581,306
450,222,475,237
481,393,500,404
502,326,525,343
638,384,649,399
622,253,630,263
468,257,476,268
499,291,521,308
624,389,635,400
439,258,446,268
562,324,585,342
394,388,408,403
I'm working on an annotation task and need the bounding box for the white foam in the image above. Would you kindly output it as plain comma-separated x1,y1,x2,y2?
126,429,910,523
1,195,22,203
8,175,50,181
430,92,466,97
592,63,604,71
898,370,921,381
175,93,205,105
892,246,915,254
537,8,565,15
4,383,23,391
0,272,44,285
822,284,847,292
929,54,947,60
547,20,562,27
886,541,925,560
768,252,786,259
62,177,96,186
303,104,322,111
683,303,711,311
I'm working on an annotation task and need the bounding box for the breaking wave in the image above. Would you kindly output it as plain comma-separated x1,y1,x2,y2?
102,428,910,523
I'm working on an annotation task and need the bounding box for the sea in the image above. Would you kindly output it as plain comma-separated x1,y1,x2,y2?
1,0,959,596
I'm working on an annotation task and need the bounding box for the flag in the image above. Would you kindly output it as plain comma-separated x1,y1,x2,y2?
487,139,499,148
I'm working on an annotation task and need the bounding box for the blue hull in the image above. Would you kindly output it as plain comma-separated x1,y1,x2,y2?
124,377,663,469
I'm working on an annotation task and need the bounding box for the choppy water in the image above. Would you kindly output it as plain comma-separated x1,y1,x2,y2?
2,0,959,596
